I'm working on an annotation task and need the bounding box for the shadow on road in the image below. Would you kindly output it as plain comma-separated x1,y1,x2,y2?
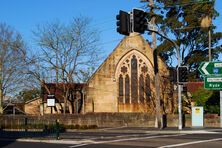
0,129,59,148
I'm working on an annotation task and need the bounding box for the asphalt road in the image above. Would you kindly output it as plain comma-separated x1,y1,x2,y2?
1,127,222,148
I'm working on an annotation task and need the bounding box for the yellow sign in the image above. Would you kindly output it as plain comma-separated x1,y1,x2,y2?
195,108,200,114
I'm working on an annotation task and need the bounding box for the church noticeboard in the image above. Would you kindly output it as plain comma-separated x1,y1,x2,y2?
47,95,55,107
192,106,204,127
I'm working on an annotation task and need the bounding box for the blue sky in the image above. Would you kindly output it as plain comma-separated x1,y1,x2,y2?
0,0,221,61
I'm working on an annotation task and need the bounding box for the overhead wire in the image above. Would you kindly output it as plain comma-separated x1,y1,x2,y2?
86,1,214,48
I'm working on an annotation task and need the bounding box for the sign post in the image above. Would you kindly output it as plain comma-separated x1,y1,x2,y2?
220,91,222,128
47,94,55,114
198,61,222,128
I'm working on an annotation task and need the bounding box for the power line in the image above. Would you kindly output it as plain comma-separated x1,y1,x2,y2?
99,27,116,33
100,39,122,46
99,33,143,46
90,18,115,28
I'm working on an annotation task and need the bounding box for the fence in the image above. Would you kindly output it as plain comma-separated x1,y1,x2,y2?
0,113,220,139
0,116,61,139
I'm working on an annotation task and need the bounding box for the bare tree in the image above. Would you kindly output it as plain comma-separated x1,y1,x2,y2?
32,16,101,114
0,23,28,114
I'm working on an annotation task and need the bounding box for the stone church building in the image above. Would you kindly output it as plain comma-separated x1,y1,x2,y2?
37,33,175,115
84,33,174,114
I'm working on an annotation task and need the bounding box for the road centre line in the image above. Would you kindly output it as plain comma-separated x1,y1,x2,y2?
69,133,187,148
158,137,222,148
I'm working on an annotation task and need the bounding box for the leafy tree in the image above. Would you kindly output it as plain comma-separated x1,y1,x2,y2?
191,88,221,114
191,87,213,108
17,89,41,102
205,91,220,114
140,0,222,116
142,0,222,80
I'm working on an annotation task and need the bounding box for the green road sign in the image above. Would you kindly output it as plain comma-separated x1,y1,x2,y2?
198,61,222,75
204,75,222,90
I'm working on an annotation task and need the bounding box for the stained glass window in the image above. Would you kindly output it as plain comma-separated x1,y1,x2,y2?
117,52,152,105
139,75,144,103
125,75,130,103
119,74,123,103
131,55,138,103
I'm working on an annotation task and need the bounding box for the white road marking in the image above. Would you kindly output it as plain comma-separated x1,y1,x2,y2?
178,130,218,134
69,134,187,148
98,126,127,131
158,137,222,148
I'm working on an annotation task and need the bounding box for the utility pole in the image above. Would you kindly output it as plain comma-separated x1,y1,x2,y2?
145,0,162,128
146,27,182,129
150,0,162,129
116,2,182,129
208,29,212,61
141,0,182,130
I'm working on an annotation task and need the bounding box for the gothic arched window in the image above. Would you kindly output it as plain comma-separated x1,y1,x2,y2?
117,50,153,104
131,55,138,103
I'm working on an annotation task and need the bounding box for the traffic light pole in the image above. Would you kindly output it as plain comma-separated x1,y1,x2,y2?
147,27,182,130
116,7,183,130
220,91,222,128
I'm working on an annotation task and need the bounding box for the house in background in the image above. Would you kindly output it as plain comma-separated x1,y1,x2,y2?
24,97,42,115
41,83,86,114
3,96,26,115
3,103,25,115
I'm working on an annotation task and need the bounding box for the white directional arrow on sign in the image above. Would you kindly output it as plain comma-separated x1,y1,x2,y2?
198,61,222,75
201,62,209,75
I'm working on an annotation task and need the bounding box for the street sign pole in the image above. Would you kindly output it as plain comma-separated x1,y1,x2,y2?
178,85,182,129
220,91,222,128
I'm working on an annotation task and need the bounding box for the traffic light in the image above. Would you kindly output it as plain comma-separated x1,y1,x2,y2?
177,66,188,83
116,10,130,36
132,9,147,34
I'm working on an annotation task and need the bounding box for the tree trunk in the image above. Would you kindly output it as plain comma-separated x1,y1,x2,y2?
0,63,3,114
0,88,3,114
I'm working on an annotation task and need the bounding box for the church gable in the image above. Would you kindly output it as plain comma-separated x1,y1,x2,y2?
85,33,170,113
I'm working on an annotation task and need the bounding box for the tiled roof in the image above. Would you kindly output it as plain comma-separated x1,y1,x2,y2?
42,83,86,103
186,82,204,93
